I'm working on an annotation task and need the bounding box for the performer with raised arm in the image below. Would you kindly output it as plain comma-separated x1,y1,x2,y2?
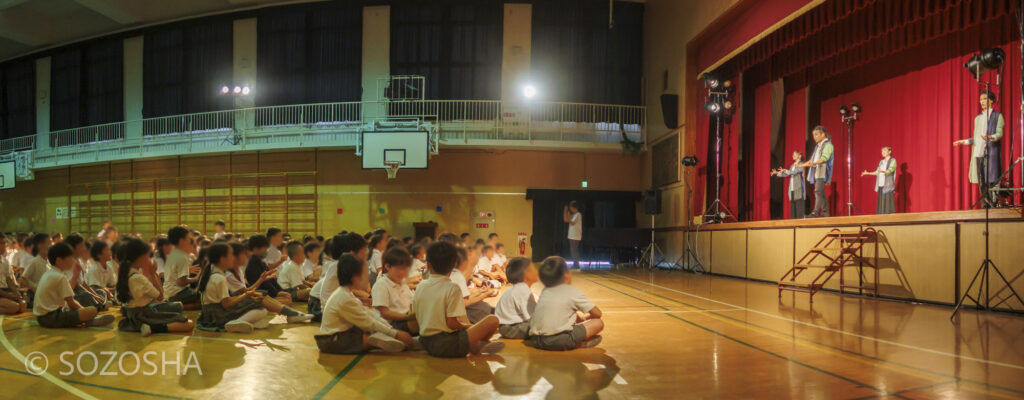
798,126,834,218
771,150,807,219
861,146,897,214
953,90,1004,206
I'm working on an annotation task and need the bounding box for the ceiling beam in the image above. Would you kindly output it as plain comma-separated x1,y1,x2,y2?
0,12,49,46
73,0,143,25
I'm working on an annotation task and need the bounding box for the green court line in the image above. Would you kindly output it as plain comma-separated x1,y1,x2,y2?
591,272,1024,397
311,354,365,400
580,276,893,396
0,367,193,399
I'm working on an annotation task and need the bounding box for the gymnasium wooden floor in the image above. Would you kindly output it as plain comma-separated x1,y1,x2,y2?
2,269,1023,399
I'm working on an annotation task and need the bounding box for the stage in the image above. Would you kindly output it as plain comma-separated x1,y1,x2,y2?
657,208,1024,310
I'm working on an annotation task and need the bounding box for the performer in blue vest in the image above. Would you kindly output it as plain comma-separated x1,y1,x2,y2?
953,90,1004,207
771,150,807,219
861,146,897,214
799,126,834,217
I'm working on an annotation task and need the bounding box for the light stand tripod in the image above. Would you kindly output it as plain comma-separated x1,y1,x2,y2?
637,215,668,270
839,106,862,216
671,167,705,273
950,197,1024,318
702,112,736,223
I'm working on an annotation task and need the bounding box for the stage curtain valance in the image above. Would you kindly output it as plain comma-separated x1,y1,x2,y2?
718,0,1019,86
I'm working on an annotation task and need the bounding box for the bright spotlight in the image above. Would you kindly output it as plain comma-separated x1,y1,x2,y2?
233,86,242,94
704,101,722,114
241,86,251,96
522,85,537,98
221,86,230,94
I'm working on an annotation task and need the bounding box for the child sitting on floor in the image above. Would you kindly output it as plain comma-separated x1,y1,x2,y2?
371,247,419,335
196,243,312,333
451,247,496,323
115,238,194,336
495,257,537,339
0,235,26,315
33,242,114,328
278,241,313,301
414,241,504,358
526,256,603,351
316,253,414,354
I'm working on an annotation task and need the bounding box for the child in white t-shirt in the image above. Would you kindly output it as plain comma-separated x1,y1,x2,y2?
413,241,503,358
527,256,603,351
0,235,26,315
316,254,413,354
114,238,193,336
301,242,322,282
33,243,114,328
495,257,538,339
278,241,312,301
371,247,418,335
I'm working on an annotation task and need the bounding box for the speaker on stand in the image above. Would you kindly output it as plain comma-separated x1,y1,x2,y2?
637,188,678,271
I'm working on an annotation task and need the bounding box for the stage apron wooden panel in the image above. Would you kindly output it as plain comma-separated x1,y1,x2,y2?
746,228,795,282
711,230,747,277
868,224,956,304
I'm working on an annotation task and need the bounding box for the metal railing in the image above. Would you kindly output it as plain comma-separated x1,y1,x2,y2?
6,100,645,167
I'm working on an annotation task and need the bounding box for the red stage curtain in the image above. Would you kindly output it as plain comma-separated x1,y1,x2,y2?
784,88,808,218
696,0,814,73
819,40,1022,214
747,83,773,221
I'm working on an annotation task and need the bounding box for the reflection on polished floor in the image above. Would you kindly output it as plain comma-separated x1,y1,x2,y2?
2,269,1023,399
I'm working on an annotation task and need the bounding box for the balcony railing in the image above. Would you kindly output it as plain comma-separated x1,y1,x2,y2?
0,100,645,168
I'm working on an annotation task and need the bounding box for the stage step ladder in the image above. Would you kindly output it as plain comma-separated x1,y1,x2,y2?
779,227,880,302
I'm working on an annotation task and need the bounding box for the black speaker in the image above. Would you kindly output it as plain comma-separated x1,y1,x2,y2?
660,94,679,129
644,188,662,215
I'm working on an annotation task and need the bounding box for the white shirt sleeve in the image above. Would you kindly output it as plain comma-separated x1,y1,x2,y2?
340,294,397,336
446,285,467,318
571,287,595,313
371,280,391,308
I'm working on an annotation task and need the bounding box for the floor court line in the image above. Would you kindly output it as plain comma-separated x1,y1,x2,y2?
0,366,193,400
0,315,100,400
592,273,1024,398
578,276,893,396
311,353,365,400
604,271,1024,371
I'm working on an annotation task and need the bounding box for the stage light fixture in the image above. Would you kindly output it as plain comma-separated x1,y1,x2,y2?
241,86,251,96
964,48,1006,79
681,156,699,166
839,105,848,115
722,80,732,89
233,86,242,94
221,86,230,94
704,101,722,114
850,104,861,113
522,84,537,99
701,74,720,89
723,100,734,111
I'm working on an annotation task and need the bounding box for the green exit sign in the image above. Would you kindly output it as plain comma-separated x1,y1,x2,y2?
581,180,588,188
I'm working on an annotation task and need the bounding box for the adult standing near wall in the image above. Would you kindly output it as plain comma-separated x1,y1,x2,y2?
799,126,834,218
563,201,582,269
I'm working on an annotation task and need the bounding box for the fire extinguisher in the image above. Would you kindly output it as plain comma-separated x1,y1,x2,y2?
517,232,527,255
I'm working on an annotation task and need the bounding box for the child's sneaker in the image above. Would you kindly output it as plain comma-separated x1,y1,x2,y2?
140,324,152,337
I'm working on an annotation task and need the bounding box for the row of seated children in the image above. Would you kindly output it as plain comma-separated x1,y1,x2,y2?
314,232,604,357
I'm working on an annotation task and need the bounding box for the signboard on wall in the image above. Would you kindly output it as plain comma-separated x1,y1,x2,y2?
651,133,679,187
0,161,14,190
55,207,78,220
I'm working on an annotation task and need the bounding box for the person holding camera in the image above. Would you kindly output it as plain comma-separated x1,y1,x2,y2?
562,201,582,269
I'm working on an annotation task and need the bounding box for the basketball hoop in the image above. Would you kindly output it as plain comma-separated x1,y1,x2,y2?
384,161,402,179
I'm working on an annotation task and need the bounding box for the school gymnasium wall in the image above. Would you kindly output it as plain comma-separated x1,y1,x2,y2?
0,149,644,259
